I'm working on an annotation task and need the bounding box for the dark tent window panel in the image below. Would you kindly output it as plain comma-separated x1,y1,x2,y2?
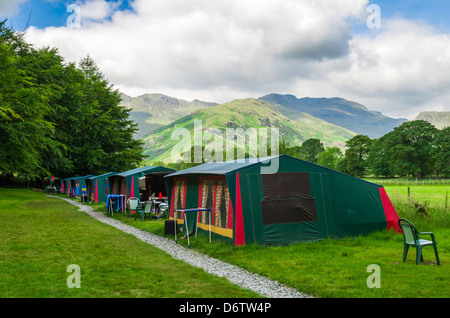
261,199,317,225
261,172,317,225
261,172,311,200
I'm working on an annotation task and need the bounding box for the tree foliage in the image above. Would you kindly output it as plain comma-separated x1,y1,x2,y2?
0,21,144,182
299,138,324,164
388,120,438,178
344,135,373,177
278,121,449,178
317,147,343,170
431,126,450,177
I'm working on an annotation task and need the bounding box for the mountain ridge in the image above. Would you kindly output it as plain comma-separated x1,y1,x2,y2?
121,92,410,139
259,93,408,138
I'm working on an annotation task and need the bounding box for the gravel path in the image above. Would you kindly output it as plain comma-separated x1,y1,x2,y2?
48,195,311,298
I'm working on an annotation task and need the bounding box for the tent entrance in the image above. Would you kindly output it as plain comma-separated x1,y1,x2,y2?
138,172,169,201
85,179,94,202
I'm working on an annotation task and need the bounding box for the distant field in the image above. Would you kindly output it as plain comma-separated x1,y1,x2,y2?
384,185,449,205
365,177,450,186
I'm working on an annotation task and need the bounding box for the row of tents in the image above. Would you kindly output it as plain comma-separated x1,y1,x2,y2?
60,155,401,246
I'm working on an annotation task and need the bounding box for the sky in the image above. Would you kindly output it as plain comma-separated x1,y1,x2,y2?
1,0,450,120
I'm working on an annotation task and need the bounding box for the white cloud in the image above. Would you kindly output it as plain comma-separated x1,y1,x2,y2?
23,0,450,119
76,0,121,22
302,18,450,118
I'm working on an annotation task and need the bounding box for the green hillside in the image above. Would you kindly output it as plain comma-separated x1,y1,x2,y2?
142,98,356,163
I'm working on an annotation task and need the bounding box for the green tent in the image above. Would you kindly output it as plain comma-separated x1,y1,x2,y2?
108,166,176,201
67,175,94,199
164,155,400,246
60,177,72,195
86,172,119,203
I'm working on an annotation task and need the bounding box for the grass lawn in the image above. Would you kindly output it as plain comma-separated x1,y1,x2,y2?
0,187,260,298
1,185,449,298
110,185,450,298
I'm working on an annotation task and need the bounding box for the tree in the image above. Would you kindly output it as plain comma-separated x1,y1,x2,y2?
65,55,144,176
432,126,450,177
0,22,145,183
344,135,372,177
317,147,343,170
367,133,393,177
277,136,302,159
299,138,324,164
0,22,54,180
388,120,438,178
16,45,73,178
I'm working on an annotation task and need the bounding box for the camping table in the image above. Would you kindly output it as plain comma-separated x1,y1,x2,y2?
175,208,212,248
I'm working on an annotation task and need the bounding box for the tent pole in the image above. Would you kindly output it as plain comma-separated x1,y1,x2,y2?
174,216,178,244
195,211,198,237
184,212,190,248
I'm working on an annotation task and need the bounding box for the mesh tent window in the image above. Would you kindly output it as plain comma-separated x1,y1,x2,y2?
199,177,233,230
172,179,187,220
200,179,214,223
261,172,317,225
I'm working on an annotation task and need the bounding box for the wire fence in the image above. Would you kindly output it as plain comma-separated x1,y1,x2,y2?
364,178,450,186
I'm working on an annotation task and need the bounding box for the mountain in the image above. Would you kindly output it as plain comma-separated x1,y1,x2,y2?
120,93,218,138
414,111,450,129
259,94,407,138
141,98,356,163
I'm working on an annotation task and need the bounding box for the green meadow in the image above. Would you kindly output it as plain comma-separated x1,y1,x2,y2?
1,183,449,298
0,187,259,298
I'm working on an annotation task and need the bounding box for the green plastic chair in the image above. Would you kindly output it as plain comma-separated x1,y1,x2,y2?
135,201,152,221
398,218,440,265
127,197,141,218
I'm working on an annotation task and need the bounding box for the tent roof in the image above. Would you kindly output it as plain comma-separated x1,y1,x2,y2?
165,156,280,177
87,172,119,180
66,174,95,181
115,166,175,178
164,155,383,187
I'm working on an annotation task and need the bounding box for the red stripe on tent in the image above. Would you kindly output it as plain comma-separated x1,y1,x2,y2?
234,173,245,246
379,187,401,233
227,195,234,230
94,179,99,203
130,176,135,198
